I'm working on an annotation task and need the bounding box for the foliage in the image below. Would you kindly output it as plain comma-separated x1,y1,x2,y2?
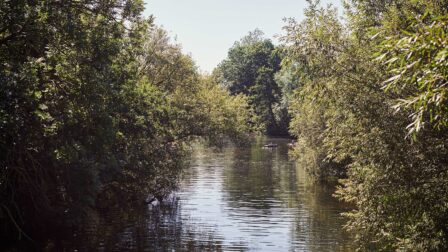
195,76,254,145
0,0,252,249
377,9,448,135
137,26,253,144
283,0,448,250
215,30,287,135
282,1,348,180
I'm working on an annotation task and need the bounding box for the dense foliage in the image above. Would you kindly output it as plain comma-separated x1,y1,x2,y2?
282,0,448,250
0,0,252,249
214,30,289,135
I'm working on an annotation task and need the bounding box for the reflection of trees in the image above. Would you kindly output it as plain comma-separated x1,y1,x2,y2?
57,200,249,251
179,142,233,188
221,136,354,251
57,138,353,251
56,142,250,252
223,137,290,211
291,165,354,252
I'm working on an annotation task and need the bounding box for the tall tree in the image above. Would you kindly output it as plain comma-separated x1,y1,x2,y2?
215,30,287,135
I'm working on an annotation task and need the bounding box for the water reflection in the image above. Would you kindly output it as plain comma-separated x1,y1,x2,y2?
62,137,353,251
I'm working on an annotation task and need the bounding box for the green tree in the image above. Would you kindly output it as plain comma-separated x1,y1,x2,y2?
0,1,252,249
282,1,348,180
284,0,448,250
215,30,287,135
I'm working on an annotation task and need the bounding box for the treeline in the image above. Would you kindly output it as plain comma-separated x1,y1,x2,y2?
279,0,447,250
214,30,291,136
0,0,252,249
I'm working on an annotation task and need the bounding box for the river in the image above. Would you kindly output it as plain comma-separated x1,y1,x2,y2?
65,137,353,251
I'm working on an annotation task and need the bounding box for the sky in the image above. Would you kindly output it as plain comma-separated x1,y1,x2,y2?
143,0,342,73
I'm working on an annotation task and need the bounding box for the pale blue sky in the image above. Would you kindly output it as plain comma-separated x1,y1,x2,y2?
143,0,342,73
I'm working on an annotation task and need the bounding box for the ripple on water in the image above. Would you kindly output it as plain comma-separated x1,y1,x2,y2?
63,137,353,251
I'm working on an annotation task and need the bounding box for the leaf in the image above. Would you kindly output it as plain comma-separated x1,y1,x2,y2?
375,52,388,62
370,32,381,40
383,74,401,85
384,57,399,65
435,49,447,62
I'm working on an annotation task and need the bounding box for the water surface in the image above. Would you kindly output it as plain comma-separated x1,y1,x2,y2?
69,137,353,251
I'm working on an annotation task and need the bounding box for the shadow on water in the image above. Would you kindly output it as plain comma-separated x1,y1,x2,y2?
58,136,353,251
60,199,247,251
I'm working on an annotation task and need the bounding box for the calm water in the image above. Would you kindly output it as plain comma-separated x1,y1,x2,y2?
67,137,353,251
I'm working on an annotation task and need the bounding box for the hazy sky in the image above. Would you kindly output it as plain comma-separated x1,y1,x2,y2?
143,0,342,73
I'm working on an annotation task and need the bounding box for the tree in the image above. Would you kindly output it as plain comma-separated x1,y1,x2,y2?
215,30,287,135
0,1,253,249
284,0,448,250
